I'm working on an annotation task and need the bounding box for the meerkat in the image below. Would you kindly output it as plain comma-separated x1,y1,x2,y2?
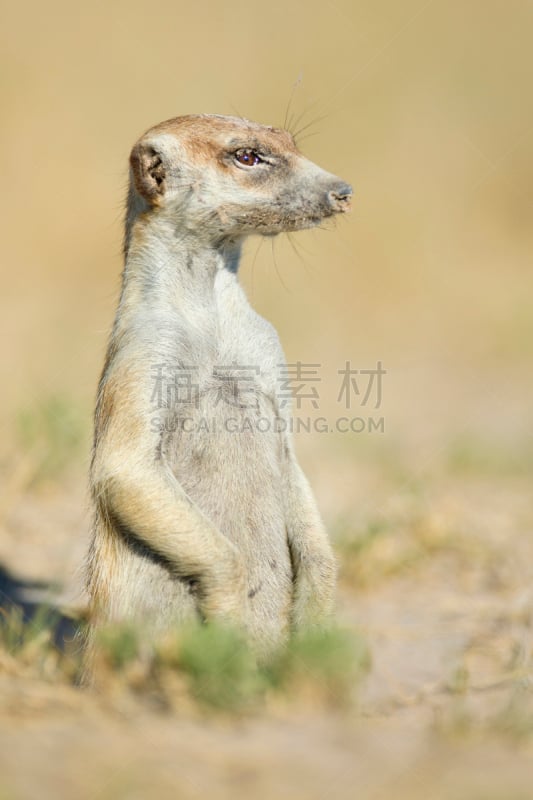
85,114,352,662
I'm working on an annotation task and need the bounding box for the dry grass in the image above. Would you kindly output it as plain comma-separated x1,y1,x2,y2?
0,608,370,715
92,622,370,713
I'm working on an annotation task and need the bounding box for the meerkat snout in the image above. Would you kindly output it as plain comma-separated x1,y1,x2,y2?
327,181,353,212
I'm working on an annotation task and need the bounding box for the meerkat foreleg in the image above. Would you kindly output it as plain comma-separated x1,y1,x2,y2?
94,454,247,627
284,458,337,630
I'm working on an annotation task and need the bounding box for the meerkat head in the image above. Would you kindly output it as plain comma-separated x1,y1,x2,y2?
127,114,352,244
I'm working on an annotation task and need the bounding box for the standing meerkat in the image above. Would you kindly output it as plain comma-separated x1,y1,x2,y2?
86,114,352,660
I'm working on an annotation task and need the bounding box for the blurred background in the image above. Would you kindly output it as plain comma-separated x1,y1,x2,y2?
1,1,532,798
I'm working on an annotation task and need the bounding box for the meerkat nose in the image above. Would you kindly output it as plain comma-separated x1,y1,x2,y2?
327,182,353,212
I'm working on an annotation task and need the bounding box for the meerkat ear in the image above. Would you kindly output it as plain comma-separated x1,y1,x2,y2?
130,142,167,204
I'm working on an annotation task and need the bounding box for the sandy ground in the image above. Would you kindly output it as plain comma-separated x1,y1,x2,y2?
1,460,532,800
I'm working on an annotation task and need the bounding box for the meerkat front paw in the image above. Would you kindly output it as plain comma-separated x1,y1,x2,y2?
291,552,337,631
196,554,248,629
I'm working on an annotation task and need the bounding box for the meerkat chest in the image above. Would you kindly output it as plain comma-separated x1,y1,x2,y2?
147,274,286,424
211,272,285,402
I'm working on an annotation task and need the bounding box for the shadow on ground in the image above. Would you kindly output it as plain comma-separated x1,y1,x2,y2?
0,563,82,650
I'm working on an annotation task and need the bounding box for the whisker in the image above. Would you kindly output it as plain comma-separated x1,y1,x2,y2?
286,232,312,276
283,72,304,131
288,234,315,273
292,113,330,141
293,131,322,146
286,90,327,136
270,238,290,293
249,236,264,302
228,102,245,120
288,105,314,136
288,93,328,138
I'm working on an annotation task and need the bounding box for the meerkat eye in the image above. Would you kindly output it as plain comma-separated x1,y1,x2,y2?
234,148,263,167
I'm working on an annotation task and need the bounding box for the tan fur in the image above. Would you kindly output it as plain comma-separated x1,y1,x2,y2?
85,114,352,669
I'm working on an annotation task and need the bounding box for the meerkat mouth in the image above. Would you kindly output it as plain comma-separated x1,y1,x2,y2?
219,196,351,237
